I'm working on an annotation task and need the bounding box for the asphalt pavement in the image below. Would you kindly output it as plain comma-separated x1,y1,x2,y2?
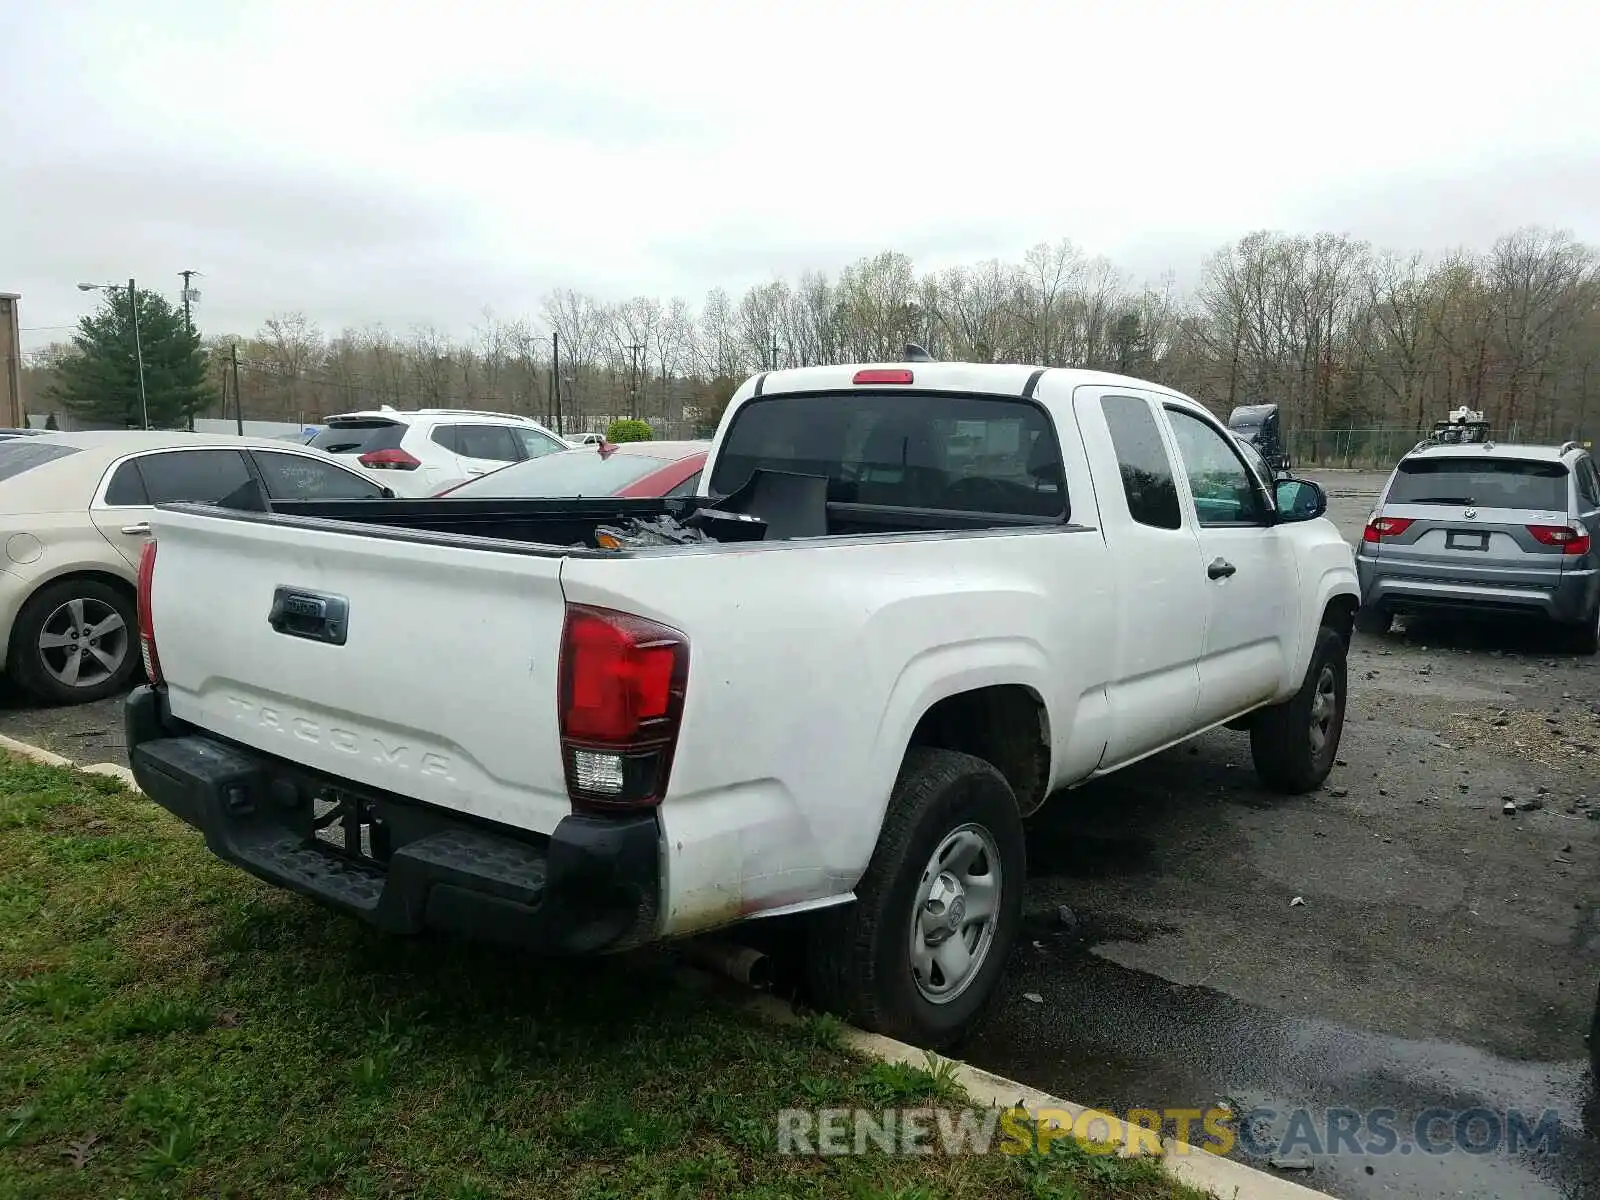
1,469,1595,1198
959,470,1599,1199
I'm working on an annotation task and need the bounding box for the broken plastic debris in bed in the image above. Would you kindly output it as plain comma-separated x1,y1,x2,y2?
682,506,768,542
593,514,718,550
591,506,771,550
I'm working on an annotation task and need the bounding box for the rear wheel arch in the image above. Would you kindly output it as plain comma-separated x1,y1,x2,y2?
10,567,137,628
905,684,1051,817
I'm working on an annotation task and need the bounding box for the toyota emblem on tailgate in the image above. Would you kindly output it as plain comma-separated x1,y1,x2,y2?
1464,507,1477,520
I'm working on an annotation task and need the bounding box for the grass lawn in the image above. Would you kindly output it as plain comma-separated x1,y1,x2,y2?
0,755,1212,1199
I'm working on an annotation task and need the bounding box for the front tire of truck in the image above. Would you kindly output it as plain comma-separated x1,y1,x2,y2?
1250,625,1347,794
804,748,1024,1051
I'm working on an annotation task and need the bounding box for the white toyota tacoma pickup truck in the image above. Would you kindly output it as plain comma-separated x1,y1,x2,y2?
126,360,1359,1047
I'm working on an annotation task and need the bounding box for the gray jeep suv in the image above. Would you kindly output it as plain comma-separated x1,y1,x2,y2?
1355,440,1600,652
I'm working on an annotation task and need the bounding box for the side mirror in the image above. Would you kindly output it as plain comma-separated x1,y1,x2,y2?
379,486,396,499
1274,478,1326,522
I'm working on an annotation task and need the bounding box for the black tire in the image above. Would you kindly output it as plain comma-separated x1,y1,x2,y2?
804,747,1025,1050
1250,625,1347,794
1563,604,1600,656
7,578,139,706
1589,981,1599,1079
1353,606,1392,635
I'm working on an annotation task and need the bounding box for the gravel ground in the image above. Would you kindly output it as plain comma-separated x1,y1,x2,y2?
2,469,1595,1198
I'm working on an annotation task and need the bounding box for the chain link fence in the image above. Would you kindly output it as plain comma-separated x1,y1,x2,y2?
1287,429,1423,469
1284,425,1589,469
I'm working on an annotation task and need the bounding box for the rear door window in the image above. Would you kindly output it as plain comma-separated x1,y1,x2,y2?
1389,459,1570,511
103,460,150,505
309,420,407,457
0,441,81,483
135,449,256,505
455,424,523,462
512,426,566,459
250,450,386,500
709,392,1067,518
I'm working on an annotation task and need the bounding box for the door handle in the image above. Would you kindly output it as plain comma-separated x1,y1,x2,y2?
1207,557,1236,580
465,468,486,477
121,522,151,536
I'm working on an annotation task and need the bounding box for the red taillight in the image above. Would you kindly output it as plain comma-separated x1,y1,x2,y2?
558,603,689,812
136,539,162,685
1362,516,1415,543
853,369,914,385
358,448,421,470
1528,524,1591,555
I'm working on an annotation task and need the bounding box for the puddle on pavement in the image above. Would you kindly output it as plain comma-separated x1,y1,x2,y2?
963,946,1599,1200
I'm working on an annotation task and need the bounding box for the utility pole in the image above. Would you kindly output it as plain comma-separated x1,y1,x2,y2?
626,342,642,419
551,331,562,436
230,341,243,435
179,270,202,430
770,335,780,371
128,279,150,430
178,270,202,334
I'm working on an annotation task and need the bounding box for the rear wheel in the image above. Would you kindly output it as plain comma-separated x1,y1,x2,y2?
1354,605,1392,635
1251,626,1347,794
1564,601,1600,656
805,748,1025,1050
8,578,139,706
1589,981,1599,1078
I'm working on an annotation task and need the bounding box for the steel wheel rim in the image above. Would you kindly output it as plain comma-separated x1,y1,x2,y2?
909,822,1002,1005
37,597,128,688
1309,664,1338,757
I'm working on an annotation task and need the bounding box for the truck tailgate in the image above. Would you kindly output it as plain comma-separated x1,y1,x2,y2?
147,507,573,835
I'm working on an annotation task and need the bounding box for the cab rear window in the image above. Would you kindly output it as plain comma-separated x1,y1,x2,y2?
0,442,82,483
1390,458,1568,511
709,392,1067,518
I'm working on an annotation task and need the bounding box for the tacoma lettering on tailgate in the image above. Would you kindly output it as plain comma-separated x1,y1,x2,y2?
224,696,456,781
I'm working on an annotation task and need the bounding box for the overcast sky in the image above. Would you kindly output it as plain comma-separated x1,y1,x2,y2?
3,0,1595,352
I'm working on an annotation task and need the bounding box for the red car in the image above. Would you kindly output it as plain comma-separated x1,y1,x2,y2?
434,440,709,499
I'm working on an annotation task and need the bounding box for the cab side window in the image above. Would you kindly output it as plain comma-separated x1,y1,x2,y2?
1101,394,1181,530
1164,408,1267,527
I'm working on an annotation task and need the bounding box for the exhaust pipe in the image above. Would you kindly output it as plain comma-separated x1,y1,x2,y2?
684,938,773,990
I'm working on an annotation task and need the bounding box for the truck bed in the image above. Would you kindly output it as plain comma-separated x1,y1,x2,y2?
253,490,1067,556
266,495,706,554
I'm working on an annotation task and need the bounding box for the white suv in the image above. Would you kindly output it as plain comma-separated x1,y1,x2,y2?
308,408,571,495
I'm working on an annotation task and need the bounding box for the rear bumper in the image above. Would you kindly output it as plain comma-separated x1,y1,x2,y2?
1356,552,1595,623
125,686,662,954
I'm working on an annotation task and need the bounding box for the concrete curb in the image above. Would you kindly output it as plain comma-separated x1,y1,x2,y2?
681,973,1333,1199
0,735,1327,1198
0,732,74,768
